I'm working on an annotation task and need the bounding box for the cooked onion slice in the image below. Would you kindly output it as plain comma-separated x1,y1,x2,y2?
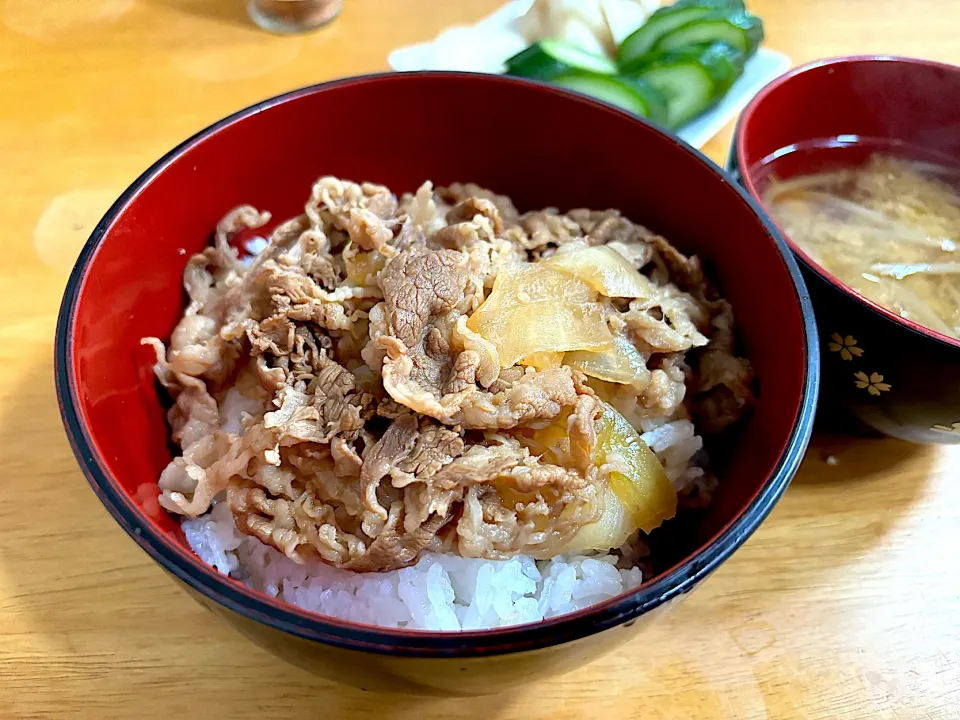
565,334,651,388
564,402,677,552
545,245,656,297
519,351,565,369
467,262,613,367
872,262,960,279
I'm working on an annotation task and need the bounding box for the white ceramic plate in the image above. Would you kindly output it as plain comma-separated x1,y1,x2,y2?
387,0,790,149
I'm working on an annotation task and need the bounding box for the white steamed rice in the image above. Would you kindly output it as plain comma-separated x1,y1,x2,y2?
184,501,644,631
181,388,705,631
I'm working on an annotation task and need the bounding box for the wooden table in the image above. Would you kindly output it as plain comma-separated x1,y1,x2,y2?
1,1,958,717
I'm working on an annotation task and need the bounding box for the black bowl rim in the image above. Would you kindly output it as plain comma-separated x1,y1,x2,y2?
55,71,820,658
730,54,960,352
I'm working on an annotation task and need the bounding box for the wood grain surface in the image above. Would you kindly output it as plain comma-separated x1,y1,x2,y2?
1,1,959,718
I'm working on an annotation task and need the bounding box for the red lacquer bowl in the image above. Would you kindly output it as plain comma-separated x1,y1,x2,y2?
56,72,817,695
732,56,960,444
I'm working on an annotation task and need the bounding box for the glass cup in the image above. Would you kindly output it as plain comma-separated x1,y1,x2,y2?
247,0,342,34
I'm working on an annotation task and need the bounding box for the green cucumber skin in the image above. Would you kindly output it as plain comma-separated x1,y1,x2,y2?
506,41,616,81
616,0,746,65
623,42,745,83
652,11,764,56
618,0,763,68
618,7,711,66
620,40,745,77
641,65,712,128
505,44,568,81
626,42,747,128
552,73,669,126
617,76,670,125
670,42,745,94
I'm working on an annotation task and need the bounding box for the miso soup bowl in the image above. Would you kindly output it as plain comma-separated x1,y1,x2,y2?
731,56,960,444
56,72,818,696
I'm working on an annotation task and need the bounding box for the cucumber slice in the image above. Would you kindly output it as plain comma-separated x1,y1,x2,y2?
618,6,717,67
699,41,747,89
506,40,617,81
628,43,746,129
652,11,764,56
617,0,744,67
552,73,669,125
633,41,746,89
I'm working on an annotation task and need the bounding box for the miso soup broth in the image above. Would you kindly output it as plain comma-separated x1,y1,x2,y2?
752,137,960,341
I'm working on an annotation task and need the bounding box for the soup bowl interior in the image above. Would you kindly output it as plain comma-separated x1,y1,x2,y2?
57,72,816,659
735,56,960,345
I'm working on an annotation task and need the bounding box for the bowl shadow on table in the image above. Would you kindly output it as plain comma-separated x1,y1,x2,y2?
794,428,931,488
762,425,936,571
654,422,936,595
791,390,934,488
0,362,522,715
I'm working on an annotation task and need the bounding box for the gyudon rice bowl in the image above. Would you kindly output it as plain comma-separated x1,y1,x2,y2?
144,176,754,631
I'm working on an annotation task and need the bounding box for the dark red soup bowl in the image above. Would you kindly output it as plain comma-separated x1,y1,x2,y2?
732,56,960,444
56,72,817,696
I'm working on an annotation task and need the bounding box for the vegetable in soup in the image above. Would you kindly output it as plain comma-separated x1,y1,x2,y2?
762,151,960,341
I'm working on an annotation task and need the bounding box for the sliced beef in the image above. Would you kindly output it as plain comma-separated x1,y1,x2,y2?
692,300,755,434
378,244,473,396
436,182,520,225
148,176,755,574
307,177,399,254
